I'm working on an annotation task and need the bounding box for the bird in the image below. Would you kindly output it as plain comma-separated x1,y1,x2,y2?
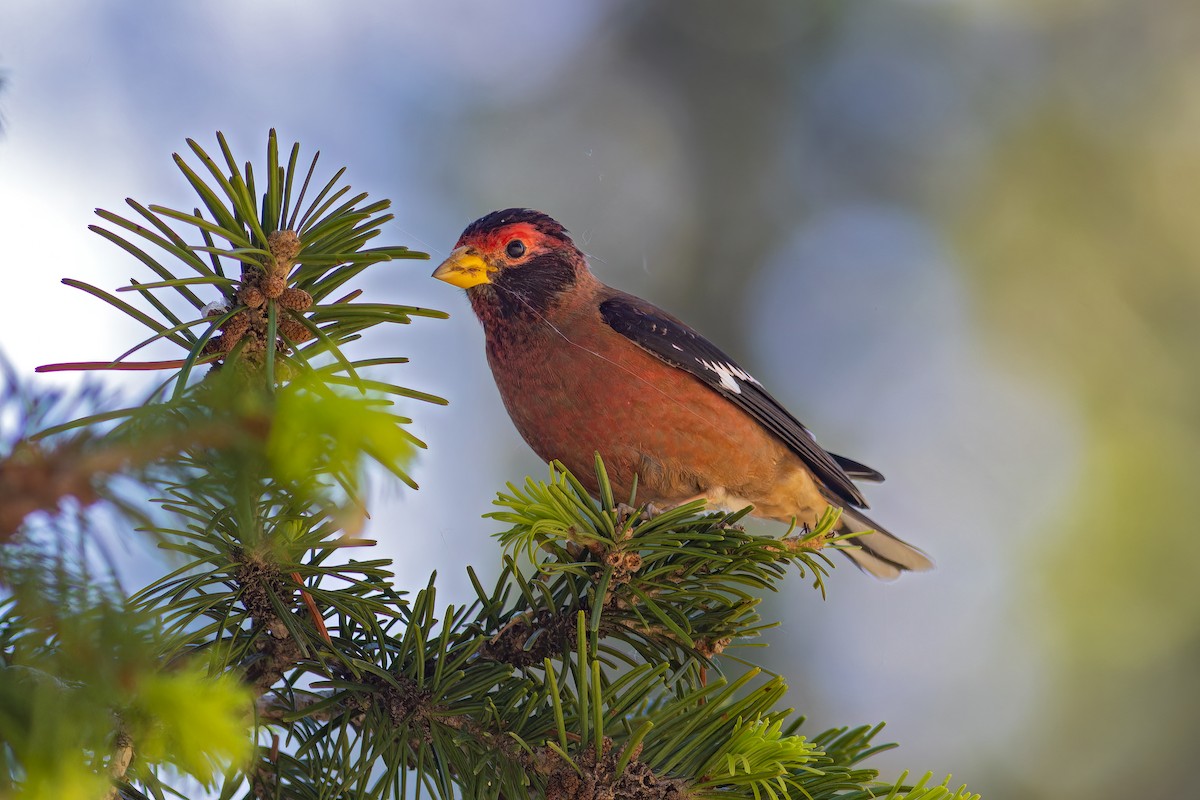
432,209,932,579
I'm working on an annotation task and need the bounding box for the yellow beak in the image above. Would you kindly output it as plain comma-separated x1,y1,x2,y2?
432,247,494,289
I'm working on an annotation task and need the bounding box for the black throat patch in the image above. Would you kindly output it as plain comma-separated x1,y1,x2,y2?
469,251,581,343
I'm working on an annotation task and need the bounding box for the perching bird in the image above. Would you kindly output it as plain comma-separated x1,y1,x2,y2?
432,209,932,579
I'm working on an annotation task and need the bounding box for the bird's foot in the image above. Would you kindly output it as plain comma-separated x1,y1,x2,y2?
615,502,662,527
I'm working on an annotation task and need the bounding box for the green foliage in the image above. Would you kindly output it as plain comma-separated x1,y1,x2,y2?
268,373,421,491
0,132,975,799
0,554,252,800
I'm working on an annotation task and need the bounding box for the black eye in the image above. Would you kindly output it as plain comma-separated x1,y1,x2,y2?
505,239,526,259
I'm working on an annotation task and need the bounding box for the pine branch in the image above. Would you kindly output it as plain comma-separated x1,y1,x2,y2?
102,730,134,800
3,131,440,798
0,409,264,542
230,469,943,799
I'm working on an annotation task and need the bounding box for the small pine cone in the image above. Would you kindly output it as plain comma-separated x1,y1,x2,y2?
278,317,313,343
267,230,302,275
695,636,731,659
239,285,265,309
277,287,313,311
204,334,229,355
222,311,250,340
262,274,287,299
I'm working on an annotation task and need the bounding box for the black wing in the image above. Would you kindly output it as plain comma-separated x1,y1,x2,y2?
831,454,884,483
599,293,870,508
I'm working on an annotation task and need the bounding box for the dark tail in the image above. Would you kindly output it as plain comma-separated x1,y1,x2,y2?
835,505,933,580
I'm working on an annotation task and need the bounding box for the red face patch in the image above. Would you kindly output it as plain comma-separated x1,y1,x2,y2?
458,221,546,257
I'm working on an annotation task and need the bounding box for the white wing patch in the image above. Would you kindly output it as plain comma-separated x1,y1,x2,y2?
698,359,761,394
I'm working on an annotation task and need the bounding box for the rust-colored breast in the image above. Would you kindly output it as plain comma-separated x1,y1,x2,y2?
483,283,800,509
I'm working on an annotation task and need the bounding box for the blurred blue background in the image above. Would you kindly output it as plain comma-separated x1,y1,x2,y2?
3,1,1197,796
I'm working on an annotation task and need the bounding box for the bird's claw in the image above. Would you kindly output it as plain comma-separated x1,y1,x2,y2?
614,502,661,528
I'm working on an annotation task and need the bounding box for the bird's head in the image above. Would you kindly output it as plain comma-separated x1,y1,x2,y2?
432,209,590,320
